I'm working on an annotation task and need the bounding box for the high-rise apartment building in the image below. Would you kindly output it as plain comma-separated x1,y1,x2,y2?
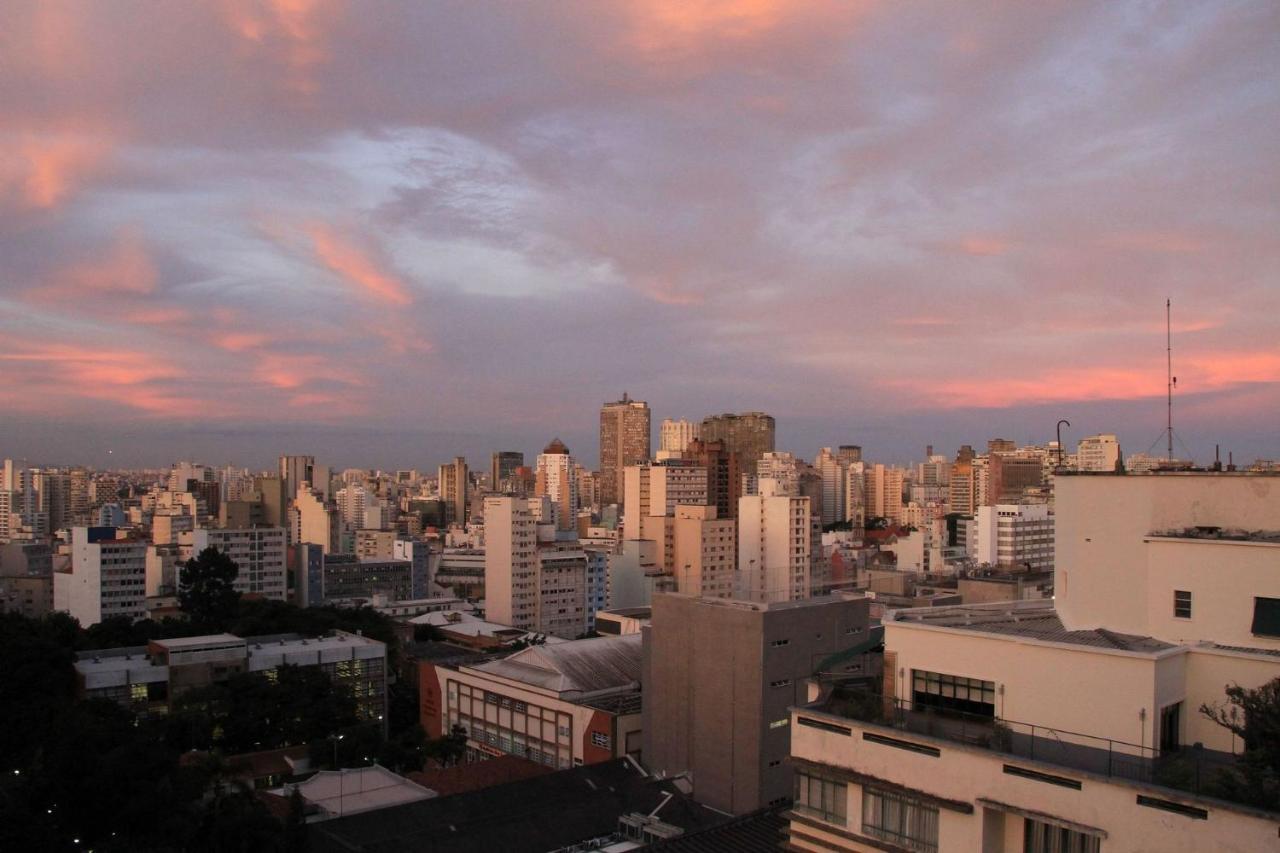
643,593,874,815
670,505,736,598
535,439,578,532
279,455,315,506
600,393,651,507
55,527,148,626
181,527,289,600
484,496,539,631
700,412,775,471
684,438,740,520
987,451,1044,505
490,451,524,493
659,419,701,458
438,457,468,526
294,487,341,555
864,464,905,525
738,485,811,602
1076,433,1121,471
971,503,1054,571
948,445,978,516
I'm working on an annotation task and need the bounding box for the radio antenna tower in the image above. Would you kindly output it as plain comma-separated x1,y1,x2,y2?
1166,298,1174,461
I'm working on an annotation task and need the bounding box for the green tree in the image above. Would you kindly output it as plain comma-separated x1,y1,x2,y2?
1200,678,1280,809
179,547,242,625
422,724,467,768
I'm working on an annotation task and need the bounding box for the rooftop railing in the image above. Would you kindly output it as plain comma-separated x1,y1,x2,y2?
814,686,1265,812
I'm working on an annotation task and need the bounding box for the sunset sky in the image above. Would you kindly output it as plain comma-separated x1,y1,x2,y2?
1,1,1277,470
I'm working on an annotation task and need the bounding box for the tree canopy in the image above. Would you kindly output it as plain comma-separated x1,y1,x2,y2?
178,546,242,624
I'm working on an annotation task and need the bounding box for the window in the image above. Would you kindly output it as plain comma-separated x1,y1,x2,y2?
770,679,792,688
862,787,938,853
912,670,996,718
1023,818,1100,853
794,771,846,826
1173,590,1191,619
769,718,789,729
590,731,611,749
1252,597,1280,638
769,639,790,647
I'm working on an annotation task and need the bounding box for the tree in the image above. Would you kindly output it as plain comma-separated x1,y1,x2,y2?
423,724,467,768
1200,678,1280,809
179,547,242,625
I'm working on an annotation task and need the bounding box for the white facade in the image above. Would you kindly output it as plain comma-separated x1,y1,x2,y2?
536,450,578,532
1076,433,1121,472
972,503,1054,572
182,527,288,600
659,418,700,455
738,492,811,602
55,527,148,626
484,496,539,631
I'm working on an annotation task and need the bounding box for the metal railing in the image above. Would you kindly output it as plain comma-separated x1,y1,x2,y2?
819,687,1249,807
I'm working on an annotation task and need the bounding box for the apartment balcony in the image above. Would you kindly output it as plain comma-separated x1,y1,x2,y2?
808,685,1266,815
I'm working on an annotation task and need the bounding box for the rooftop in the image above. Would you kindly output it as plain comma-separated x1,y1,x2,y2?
644,805,788,853
889,601,1176,654
285,765,435,818
1147,526,1280,544
471,633,641,695
406,755,552,797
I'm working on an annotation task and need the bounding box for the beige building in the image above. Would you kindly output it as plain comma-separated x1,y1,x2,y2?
535,439,578,532
700,412,775,471
670,505,736,598
786,471,1280,853
864,464,905,526
659,418,701,457
1077,433,1122,472
483,496,539,631
293,486,340,554
181,527,288,601
600,393,651,507
738,484,811,602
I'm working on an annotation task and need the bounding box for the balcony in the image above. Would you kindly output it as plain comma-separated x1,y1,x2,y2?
812,685,1265,813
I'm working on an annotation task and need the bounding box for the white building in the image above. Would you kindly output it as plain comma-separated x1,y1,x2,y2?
738,482,811,602
484,496,539,631
55,527,148,626
670,505,736,598
972,503,1054,572
786,472,1280,853
659,419,701,456
181,527,288,600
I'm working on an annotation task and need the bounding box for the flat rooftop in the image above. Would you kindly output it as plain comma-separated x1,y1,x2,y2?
889,601,1175,654
1148,527,1280,544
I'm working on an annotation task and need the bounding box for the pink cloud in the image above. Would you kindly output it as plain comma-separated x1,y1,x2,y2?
0,132,113,211
45,230,157,295
306,223,414,306
954,236,1010,257
221,0,337,93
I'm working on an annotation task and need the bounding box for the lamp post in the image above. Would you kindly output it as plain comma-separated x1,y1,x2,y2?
1055,420,1071,469
331,733,345,769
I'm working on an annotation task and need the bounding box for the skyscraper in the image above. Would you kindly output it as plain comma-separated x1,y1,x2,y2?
659,418,701,458
599,393,651,507
438,456,469,526
490,451,524,493
536,438,579,531
279,455,315,505
700,412,775,471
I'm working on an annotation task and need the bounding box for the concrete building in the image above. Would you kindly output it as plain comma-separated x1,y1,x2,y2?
537,544,589,639
864,464,905,526
1077,433,1122,472
279,455,315,507
438,457,468,526
670,505,736,598
988,451,1044,505
642,593,875,815
490,451,524,494
55,527,148,626
658,418,701,459
785,471,1280,853
535,439,579,532
75,630,387,721
294,487,341,555
683,438,741,521
971,503,1055,572
600,393,652,507
420,634,643,769
738,486,811,602
484,496,539,631
700,412,775,471
320,554,427,603
181,527,289,600
0,541,54,617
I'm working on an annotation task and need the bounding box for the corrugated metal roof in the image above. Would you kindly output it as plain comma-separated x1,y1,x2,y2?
476,634,641,694
894,603,1174,653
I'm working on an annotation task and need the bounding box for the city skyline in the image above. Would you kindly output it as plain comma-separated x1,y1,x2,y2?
2,2,1277,468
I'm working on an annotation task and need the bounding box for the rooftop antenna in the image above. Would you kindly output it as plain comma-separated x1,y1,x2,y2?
1166,298,1174,461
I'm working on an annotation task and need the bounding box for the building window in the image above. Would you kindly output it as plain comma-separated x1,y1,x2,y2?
591,731,611,749
1023,818,1100,853
1252,597,1280,638
861,787,938,853
769,639,790,647
912,670,995,718
1173,590,1192,619
794,771,846,826
770,679,792,688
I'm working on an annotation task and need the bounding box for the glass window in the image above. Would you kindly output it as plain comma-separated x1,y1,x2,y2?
1173,590,1191,619
862,787,938,853
911,669,996,718
1252,597,1280,637
1023,818,1100,853
794,771,847,826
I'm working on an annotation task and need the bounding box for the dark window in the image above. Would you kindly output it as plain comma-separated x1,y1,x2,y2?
862,787,937,852
1252,597,1280,637
794,771,846,826
1173,590,1191,619
912,669,996,718
1023,818,1100,853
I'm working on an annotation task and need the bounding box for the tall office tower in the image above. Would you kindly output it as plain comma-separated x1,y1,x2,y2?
33,469,71,532
671,505,737,598
600,393,651,507
948,445,977,516
1076,433,1121,471
438,456,469,526
335,484,370,530
684,438,740,520
659,419,701,458
816,449,845,526
279,455,315,505
700,412,776,471
738,484,812,602
536,439,579,531
54,527,148,626
483,496,539,630
490,451,524,493
643,592,873,815
987,451,1044,505
1,459,14,492
864,463,905,525
843,460,867,528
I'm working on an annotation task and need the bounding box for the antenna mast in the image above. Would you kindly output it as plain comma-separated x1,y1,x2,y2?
1166,298,1173,461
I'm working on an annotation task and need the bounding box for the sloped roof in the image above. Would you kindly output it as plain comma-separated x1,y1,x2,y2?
472,633,641,694
288,765,435,818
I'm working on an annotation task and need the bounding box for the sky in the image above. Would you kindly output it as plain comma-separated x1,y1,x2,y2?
1,1,1277,472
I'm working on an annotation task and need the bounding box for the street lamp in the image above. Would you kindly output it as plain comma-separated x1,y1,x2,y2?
331,734,345,769
1055,420,1071,469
